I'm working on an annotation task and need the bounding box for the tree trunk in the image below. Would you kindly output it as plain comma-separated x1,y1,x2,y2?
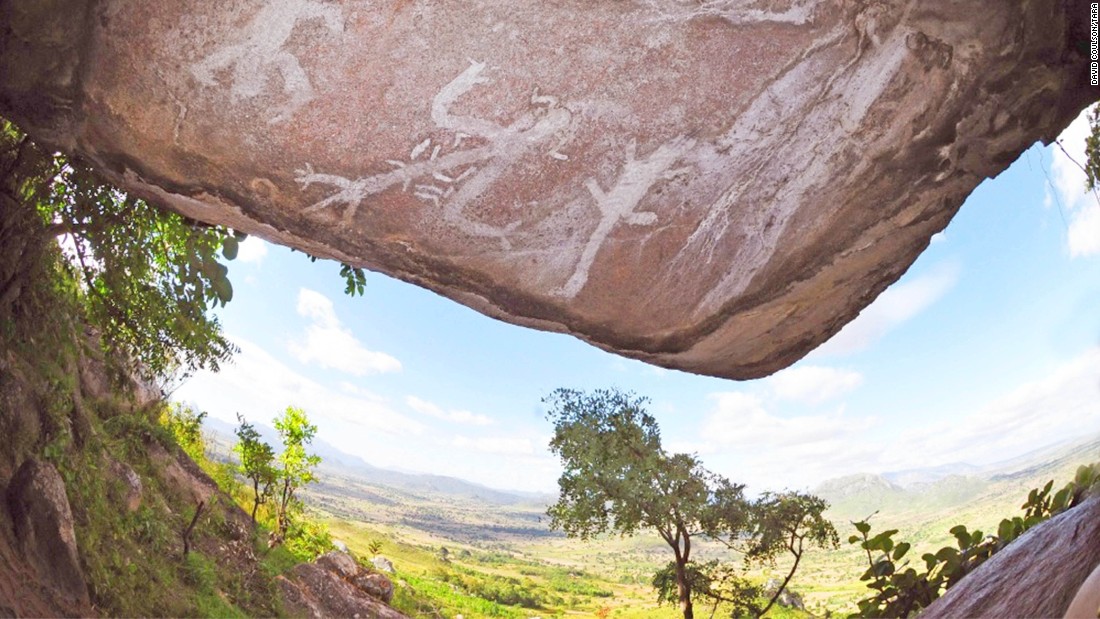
758,536,802,617
676,558,694,619
182,500,205,557
250,478,260,525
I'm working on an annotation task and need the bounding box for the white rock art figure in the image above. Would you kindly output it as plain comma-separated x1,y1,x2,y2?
297,60,574,248
639,0,817,25
557,136,695,298
191,0,344,123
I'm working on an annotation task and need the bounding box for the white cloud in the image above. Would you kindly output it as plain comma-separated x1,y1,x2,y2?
702,392,873,448
1067,199,1100,257
1050,105,1100,257
452,435,538,456
174,336,424,437
406,396,493,426
289,288,401,375
929,231,947,245
703,348,1100,492
767,365,864,404
665,439,717,456
698,392,879,491
235,236,269,264
813,262,959,357
889,347,1100,470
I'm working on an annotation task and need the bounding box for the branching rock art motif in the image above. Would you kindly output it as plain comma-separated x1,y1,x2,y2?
557,137,695,298
191,0,344,123
639,0,817,25
296,61,574,248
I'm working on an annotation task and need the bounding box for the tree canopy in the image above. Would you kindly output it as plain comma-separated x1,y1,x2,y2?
545,388,837,619
272,406,321,541
546,388,748,618
1,116,371,384
234,413,278,525
1,118,237,381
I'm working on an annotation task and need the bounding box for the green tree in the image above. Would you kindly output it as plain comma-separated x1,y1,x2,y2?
1084,107,1100,190
161,403,208,463
233,413,277,525
545,388,750,619
272,406,321,541
2,117,369,385
743,491,838,616
0,118,237,382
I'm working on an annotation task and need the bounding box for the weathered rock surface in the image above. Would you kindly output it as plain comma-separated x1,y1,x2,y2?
105,457,143,513
922,494,1100,619
1,0,1096,377
279,551,406,618
763,578,805,611
4,458,90,608
147,440,217,507
371,555,395,574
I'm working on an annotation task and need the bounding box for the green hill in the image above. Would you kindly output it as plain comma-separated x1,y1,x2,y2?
274,430,1100,617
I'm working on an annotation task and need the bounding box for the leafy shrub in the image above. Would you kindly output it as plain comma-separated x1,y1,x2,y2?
850,463,1100,617
284,517,335,562
160,403,207,462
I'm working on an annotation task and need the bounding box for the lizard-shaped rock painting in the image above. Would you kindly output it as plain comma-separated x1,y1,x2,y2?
296,60,573,249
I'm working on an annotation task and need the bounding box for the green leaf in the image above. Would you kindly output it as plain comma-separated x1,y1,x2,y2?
222,236,239,260
212,278,233,306
872,560,894,578
922,552,938,571
854,521,871,535
201,258,219,279
893,542,911,561
935,547,959,562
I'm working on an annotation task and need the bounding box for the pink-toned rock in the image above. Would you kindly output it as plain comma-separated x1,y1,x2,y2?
355,572,395,605
922,495,1100,619
106,457,143,513
5,458,90,607
279,551,406,618
0,0,1095,378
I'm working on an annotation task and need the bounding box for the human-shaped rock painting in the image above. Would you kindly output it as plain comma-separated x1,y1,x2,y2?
191,0,344,123
557,137,695,298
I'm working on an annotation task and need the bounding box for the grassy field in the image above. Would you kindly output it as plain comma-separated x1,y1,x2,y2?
303,468,818,618
295,433,1100,618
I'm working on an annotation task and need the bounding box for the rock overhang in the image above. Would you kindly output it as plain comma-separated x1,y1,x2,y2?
1,0,1096,379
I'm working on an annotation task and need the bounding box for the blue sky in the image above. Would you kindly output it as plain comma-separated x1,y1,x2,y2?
175,108,1100,494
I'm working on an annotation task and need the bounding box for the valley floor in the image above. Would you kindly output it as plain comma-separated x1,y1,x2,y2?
297,432,1100,618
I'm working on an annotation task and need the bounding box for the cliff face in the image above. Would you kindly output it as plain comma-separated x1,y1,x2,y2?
1,0,1095,378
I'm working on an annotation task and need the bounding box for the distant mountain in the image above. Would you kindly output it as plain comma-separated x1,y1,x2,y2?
202,416,541,506
982,434,1100,483
813,473,907,520
882,462,981,487
815,432,1100,526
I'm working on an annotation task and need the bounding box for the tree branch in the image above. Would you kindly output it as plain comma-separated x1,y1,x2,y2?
758,534,803,617
182,500,205,556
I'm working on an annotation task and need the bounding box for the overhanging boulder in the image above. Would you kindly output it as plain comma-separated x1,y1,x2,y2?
1,0,1095,378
